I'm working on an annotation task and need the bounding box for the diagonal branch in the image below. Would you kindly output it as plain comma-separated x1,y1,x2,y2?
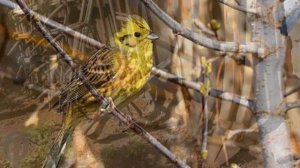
15,0,190,168
1,0,255,112
193,19,215,36
151,67,255,111
284,84,300,97
0,0,253,61
218,0,259,15
281,100,300,113
140,0,265,55
0,0,104,49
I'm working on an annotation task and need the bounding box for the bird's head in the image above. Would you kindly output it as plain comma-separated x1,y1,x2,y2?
114,15,159,52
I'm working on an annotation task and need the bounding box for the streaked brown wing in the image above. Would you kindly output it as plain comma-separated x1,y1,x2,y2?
55,47,116,110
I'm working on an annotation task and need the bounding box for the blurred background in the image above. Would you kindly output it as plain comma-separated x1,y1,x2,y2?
0,0,300,167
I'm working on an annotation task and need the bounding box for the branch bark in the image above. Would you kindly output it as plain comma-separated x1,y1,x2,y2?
152,67,255,111
15,0,190,168
218,0,259,15
252,0,293,167
0,0,104,49
141,0,265,55
193,19,215,37
284,84,300,97
1,0,255,113
281,101,300,113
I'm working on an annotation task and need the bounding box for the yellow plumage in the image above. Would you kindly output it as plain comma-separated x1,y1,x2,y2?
44,16,158,167
55,15,158,111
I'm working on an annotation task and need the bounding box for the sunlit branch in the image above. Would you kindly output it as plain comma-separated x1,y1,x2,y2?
1,0,249,71
0,0,264,56
140,0,265,55
282,101,300,113
218,0,259,15
0,0,104,49
193,19,215,37
226,127,257,140
1,0,255,111
151,67,255,111
208,136,261,153
284,84,300,97
15,0,190,168
200,75,209,162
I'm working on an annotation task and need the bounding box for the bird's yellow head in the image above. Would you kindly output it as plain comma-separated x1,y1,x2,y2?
114,15,158,53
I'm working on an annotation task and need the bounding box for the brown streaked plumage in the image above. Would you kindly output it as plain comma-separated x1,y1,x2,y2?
54,15,159,112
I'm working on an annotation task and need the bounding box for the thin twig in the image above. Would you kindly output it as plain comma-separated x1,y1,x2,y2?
140,0,265,55
218,0,259,15
2,1,250,73
282,100,300,113
199,58,210,165
3,1,253,113
15,1,190,168
1,0,105,49
284,84,300,97
2,0,255,111
151,67,255,111
226,127,258,140
208,136,261,154
201,90,209,163
193,19,215,36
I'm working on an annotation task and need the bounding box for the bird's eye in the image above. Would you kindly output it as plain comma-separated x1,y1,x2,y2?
134,32,141,37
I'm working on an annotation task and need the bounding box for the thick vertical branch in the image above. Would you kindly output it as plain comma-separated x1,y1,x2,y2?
252,0,293,167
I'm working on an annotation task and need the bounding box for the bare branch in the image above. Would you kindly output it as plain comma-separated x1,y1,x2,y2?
226,127,257,140
252,0,294,166
199,68,210,163
201,97,209,161
151,67,255,111
0,0,104,49
208,136,261,154
193,19,215,37
218,0,259,15
284,84,300,97
15,1,190,168
281,101,300,113
1,0,255,111
0,0,254,65
141,0,265,55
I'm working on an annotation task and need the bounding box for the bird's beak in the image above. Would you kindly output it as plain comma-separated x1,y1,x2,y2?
147,33,159,40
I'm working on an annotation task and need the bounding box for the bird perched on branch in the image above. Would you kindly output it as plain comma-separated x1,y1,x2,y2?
54,15,159,113
46,15,158,168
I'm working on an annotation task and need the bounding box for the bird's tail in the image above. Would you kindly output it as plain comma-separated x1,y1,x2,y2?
42,126,74,168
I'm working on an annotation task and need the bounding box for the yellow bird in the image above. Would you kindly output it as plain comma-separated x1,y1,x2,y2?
45,16,158,167
55,15,159,112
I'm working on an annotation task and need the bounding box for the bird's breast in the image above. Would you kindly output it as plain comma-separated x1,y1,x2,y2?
97,53,152,105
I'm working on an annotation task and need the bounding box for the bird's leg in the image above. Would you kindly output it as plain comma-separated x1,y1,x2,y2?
99,97,115,114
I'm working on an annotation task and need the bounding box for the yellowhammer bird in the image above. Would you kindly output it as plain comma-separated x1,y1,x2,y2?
45,16,158,167
55,15,158,112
